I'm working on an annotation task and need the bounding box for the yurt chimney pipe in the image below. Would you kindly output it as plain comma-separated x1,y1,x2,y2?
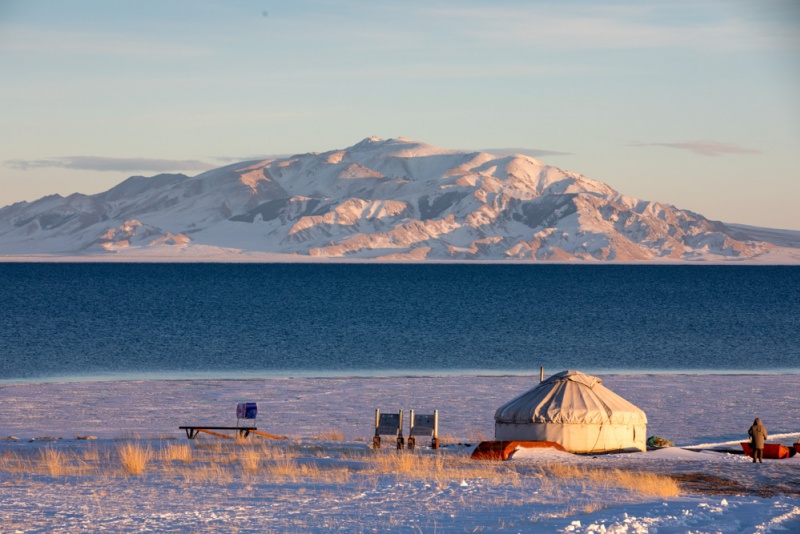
539,366,544,382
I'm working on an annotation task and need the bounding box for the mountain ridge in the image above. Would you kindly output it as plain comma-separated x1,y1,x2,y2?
1,137,799,262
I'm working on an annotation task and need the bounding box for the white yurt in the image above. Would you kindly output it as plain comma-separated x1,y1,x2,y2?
494,370,647,453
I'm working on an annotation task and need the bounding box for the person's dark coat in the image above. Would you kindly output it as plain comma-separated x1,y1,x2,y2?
748,418,768,449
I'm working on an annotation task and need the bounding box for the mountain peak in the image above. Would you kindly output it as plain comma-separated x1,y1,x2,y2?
344,137,459,161
352,136,384,148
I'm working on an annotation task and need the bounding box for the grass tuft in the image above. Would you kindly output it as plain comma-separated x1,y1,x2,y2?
238,448,261,474
545,464,680,498
40,447,66,476
161,443,192,463
118,442,153,475
82,447,100,462
314,429,347,441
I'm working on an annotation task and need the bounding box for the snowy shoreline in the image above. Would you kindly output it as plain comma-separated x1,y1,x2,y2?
2,251,800,264
1,373,799,445
2,374,799,532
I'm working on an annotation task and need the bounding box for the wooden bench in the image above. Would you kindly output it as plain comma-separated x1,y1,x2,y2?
179,426,256,440
180,402,259,440
180,403,288,440
179,426,288,440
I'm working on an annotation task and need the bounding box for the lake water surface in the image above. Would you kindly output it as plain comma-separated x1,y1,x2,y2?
1,263,798,381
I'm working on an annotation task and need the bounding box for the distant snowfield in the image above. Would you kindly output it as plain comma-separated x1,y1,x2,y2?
1,374,799,532
2,242,800,263
3,222,800,264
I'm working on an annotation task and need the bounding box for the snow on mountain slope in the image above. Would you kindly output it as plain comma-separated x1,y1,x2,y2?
0,137,797,262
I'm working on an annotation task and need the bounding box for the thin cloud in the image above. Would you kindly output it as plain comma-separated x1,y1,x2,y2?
6,156,216,172
422,4,797,53
631,141,761,157
2,25,212,59
477,148,572,158
213,154,291,163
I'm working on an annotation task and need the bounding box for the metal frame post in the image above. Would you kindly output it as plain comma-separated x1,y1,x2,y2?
397,409,404,450
373,408,381,449
432,409,439,450
408,409,416,450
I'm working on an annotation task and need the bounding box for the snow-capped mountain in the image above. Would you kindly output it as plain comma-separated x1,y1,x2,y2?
1,137,798,261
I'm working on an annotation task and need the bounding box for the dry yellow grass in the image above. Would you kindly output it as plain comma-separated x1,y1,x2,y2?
4,451,34,475
544,464,680,498
258,443,300,461
40,447,66,476
266,458,319,480
233,433,252,445
314,430,347,441
467,428,487,443
366,451,518,487
194,440,225,453
81,446,100,462
229,452,345,483
181,463,233,484
369,451,424,474
0,437,678,505
428,431,487,447
434,432,459,446
117,442,153,475
160,443,192,463
606,469,680,497
0,448,98,477
0,452,11,471
0,450,27,474
588,468,660,496
321,466,352,483
238,448,261,474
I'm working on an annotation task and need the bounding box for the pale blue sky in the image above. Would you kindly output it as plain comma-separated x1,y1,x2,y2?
2,0,799,229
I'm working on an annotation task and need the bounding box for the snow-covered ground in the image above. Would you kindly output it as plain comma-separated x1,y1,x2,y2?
1,374,799,532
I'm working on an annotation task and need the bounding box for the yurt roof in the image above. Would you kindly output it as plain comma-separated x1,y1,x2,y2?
494,370,647,425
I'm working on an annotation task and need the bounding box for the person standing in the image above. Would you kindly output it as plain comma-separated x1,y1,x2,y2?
748,417,768,463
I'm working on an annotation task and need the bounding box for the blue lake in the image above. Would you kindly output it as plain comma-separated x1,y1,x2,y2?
1,263,798,381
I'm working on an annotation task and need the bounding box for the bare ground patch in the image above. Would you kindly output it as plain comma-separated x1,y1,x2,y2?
674,473,800,498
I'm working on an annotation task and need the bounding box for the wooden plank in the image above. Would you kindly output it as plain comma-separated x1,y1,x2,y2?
250,430,288,440
179,426,259,440
178,425,256,432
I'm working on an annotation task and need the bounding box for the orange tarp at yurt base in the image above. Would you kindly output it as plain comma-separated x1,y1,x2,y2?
471,440,566,461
